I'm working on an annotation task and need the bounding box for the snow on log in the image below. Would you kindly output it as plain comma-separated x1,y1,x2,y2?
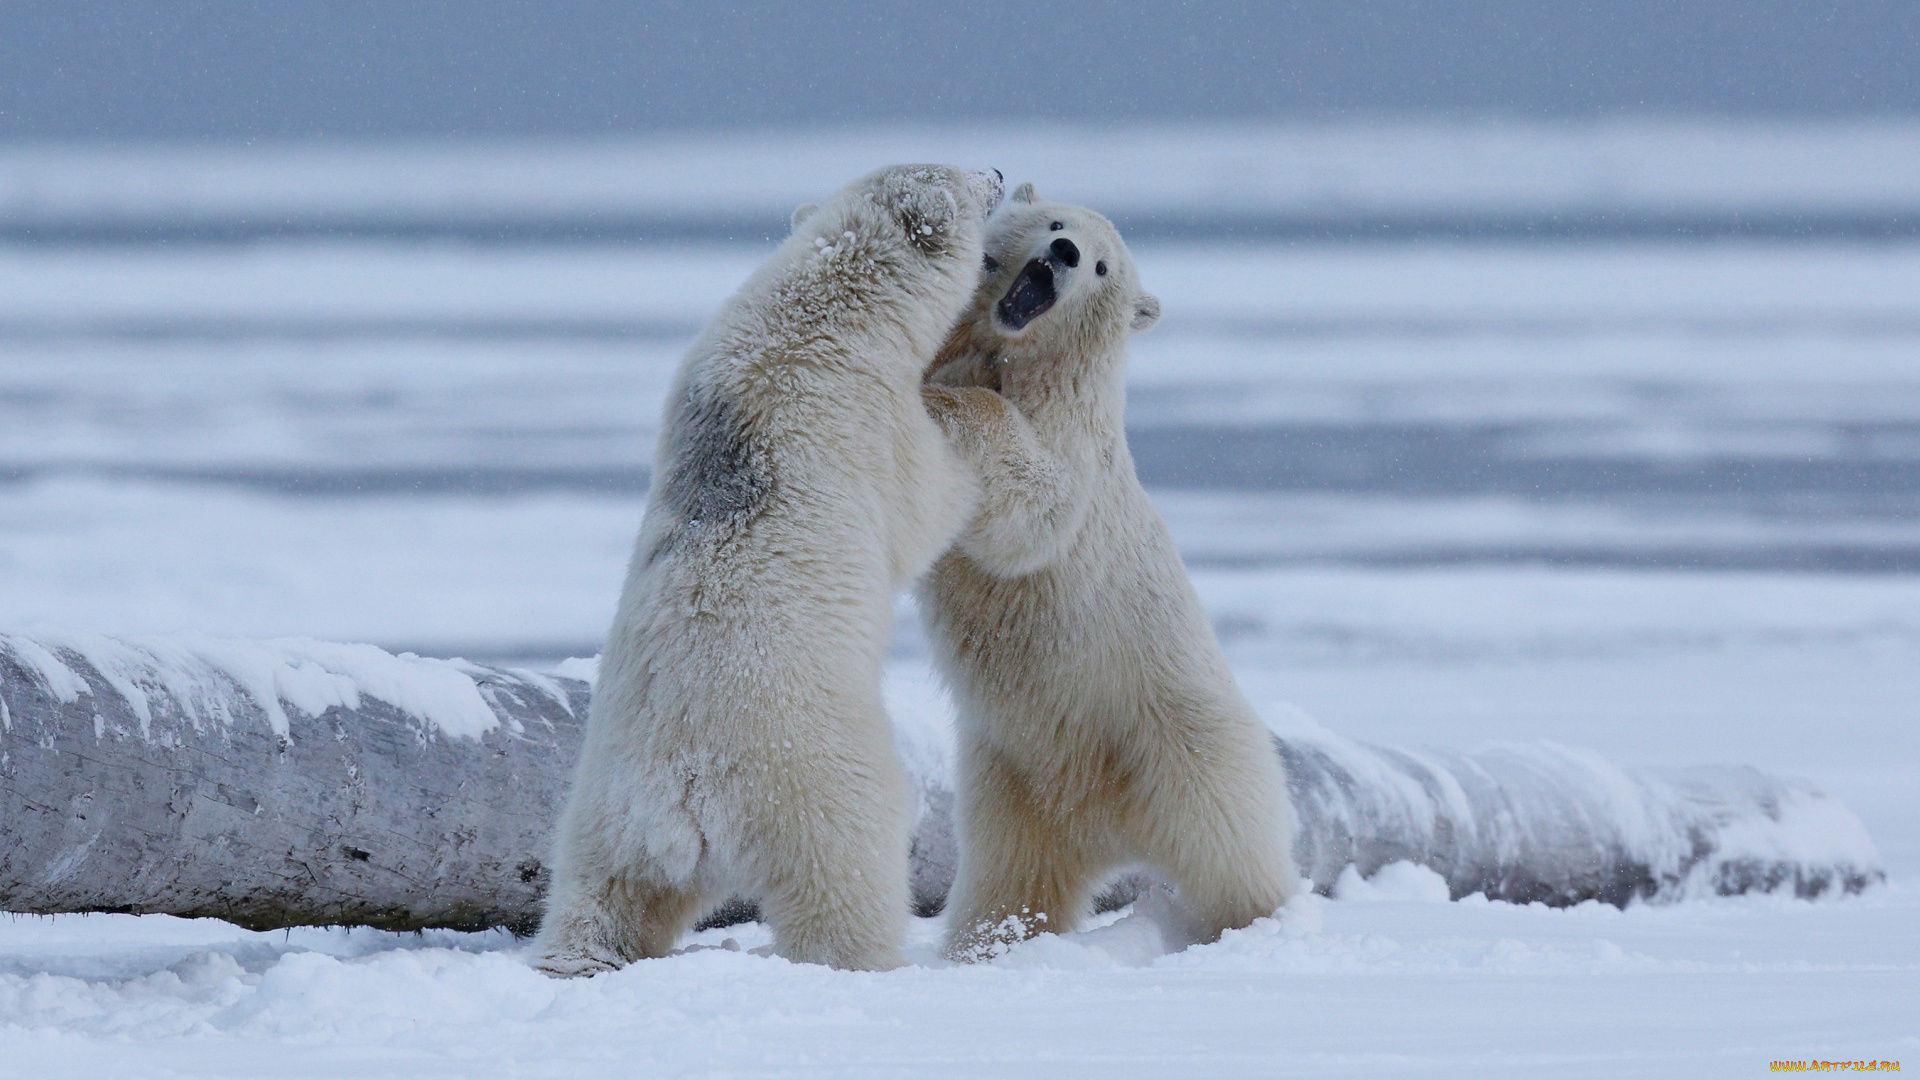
0,632,579,933
0,633,1883,933
1272,720,1882,905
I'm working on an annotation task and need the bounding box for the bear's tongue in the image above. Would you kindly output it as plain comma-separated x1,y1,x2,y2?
996,258,1056,331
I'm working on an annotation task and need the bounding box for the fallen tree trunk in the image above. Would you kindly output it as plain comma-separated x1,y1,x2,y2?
0,632,1882,933
0,632,579,933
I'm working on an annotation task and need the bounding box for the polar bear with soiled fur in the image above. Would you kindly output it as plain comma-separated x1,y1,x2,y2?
921,186,1298,958
534,164,1004,975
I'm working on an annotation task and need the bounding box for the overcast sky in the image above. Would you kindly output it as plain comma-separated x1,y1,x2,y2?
3,2,1917,139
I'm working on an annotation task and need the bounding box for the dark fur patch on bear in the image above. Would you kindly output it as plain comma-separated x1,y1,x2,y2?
648,382,773,562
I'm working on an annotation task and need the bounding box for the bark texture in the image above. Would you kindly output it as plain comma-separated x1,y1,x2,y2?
0,633,1882,933
0,633,578,933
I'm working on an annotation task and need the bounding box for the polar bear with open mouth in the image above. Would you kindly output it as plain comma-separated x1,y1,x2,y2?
922,185,1299,959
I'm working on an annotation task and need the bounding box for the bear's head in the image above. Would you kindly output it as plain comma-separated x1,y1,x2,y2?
967,185,1160,362
790,164,1005,260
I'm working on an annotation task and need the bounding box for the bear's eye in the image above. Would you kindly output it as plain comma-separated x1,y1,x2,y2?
1049,221,1064,231
983,254,1000,273
1095,261,1108,276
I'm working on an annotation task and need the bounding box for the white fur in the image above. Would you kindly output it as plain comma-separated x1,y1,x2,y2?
534,164,1002,975
921,196,1298,959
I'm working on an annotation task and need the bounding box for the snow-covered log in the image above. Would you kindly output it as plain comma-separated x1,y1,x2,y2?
1272,726,1882,905
0,633,1882,933
0,632,580,933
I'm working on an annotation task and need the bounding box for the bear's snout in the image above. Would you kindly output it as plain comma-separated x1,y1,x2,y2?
1049,237,1080,268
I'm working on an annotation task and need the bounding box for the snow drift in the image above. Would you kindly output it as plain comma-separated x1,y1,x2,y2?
0,632,1881,932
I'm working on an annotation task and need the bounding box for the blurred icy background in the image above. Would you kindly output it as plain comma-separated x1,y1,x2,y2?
2,4,1917,874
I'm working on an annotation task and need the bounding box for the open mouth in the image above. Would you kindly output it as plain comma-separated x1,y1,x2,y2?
995,258,1057,331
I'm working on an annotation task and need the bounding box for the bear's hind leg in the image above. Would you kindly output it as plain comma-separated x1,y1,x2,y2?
759,860,910,973
943,743,1108,961
1167,836,1295,944
745,731,915,972
532,869,708,977
1128,742,1297,943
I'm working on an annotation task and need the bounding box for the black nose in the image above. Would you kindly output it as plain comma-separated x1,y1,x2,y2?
1049,237,1080,267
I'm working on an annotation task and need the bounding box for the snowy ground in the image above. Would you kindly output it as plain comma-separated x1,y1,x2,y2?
4,885,1915,1078
2,141,1917,1073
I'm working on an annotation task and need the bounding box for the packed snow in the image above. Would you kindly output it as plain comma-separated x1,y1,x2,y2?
2,130,1917,1074
2,888,1913,1077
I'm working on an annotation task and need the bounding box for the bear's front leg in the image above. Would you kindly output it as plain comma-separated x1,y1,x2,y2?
921,385,1010,456
921,386,1090,578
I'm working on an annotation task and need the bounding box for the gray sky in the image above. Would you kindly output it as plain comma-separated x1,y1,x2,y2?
3,1,1916,139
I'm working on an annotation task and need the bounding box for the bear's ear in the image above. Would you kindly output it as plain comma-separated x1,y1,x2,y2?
789,203,819,232
1010,182,1038,204
1130,293,1161,333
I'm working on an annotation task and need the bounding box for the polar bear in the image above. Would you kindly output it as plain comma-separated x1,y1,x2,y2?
920,187,1298,958
534,164,1004,975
